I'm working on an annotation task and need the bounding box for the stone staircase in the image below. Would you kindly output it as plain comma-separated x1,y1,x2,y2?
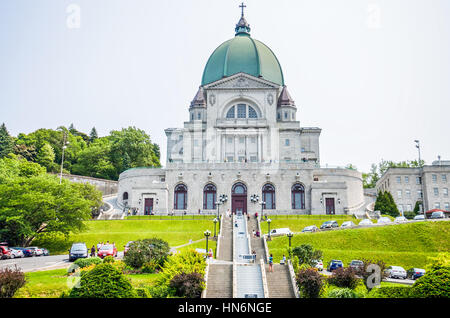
265,264,296,298
204,215,233,298
204,264,233,298
247,217,266,262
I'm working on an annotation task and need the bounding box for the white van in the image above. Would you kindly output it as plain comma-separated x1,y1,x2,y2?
269,228,291,237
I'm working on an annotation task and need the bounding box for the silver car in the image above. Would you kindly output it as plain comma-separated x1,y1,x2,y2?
9,248,24,259
430,211,445,219
385,266,407,279
359,219,373,226
394,216,408,223
302,225,319,233
377,217,392,224
341,221,356,228
414,214,425,221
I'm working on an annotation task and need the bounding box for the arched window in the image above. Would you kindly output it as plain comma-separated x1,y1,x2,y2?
226,106,235,118
174,184,187,210
122,192,128,201
203,184,217,210
232,182,247,195
262,184,275,210
225,104,259,119
292,184,305,209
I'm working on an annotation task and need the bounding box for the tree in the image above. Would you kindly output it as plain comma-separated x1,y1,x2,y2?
413,201,422,214
89,127,98,143
36,143,56,172
0,174,101,246
291,244,323,267
374,190,399,217
0,123,14,159
71,138,115,180
0,154,46,184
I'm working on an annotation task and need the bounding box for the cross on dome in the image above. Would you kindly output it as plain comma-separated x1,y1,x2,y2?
239,2,246,17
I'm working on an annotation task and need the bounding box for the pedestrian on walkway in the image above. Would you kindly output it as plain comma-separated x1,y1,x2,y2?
269,254,274,272
252,250,256,263
252,229,256,237
90,245,96,257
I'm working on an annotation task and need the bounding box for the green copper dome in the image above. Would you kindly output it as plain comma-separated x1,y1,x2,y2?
201,15,285,86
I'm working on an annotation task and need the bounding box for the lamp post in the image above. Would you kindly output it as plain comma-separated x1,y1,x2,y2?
260,201,266,220
204,230,211,259
59,131,69,185
287,231,294,258
213,218,218,239
267,218,272,241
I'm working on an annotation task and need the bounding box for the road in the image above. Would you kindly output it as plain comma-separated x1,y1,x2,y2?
0,252,124,272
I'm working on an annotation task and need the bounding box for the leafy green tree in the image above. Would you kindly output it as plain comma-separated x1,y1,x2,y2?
0,123,14,158
71,138,115,179
0,154,46,184
36,143,56,172
291,244,323,267
13,143,37,162
413,201,422,214
0,174,101,246
89,127,98,143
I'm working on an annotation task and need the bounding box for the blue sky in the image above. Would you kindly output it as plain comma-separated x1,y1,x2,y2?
0,0,449,171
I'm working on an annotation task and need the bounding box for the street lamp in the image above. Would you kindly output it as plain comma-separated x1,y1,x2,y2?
267,218,272,241
260,201,266,220
59,131,69,185
213,218,218,238
287,231,294,258
204,230,211,259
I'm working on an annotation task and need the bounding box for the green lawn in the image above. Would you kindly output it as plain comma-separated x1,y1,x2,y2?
14,268,162,298
36,219,218,255
268,220,450,269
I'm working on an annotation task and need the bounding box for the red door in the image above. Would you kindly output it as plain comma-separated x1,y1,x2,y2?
326,198,335,215
231,183,247,214
144,198,154,215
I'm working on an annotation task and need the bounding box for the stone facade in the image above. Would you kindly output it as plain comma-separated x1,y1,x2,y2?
375,161,450,213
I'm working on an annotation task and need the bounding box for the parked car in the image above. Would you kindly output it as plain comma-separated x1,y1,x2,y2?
28,247,43,256
430,211,445,219
320,221,339,229
124,241,134,256
327,260,344,272
11,247,34,257
269,228,292,237
349,260,364,271
377,217,392,224
69,243,88,262
359,219,373,226
414,214,425,221
42,248,50,256
315,260,323,271
385,266,407,279
97,244,118,259
394,216,408,223
9,248,24,259
407,268,426,280
0,246,11,260
301,225,319,233
341,221,356,228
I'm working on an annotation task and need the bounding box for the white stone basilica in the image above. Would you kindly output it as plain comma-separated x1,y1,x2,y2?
117,11,365,217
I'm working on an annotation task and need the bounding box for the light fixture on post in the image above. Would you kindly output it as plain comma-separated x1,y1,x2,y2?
204,230,211,259
213,218,218,239
287,231,294,258
267,218,272,241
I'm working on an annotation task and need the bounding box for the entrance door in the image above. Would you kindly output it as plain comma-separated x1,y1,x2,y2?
144,198,154,215
325,198,335,215
231,183,247,214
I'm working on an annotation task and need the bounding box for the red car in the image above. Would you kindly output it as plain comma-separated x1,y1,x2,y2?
97,244,117,259
0,246,11,259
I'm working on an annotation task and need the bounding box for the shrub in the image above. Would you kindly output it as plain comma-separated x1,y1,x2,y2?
296,268,325,298
103,255,115,264
410,266,450,298
327,288,358,298
292,256,299,273
142,261,158,274
169,272,205,298
147,284,175,298
369,286,412,298
123,238,170,269
157,249,206,287
328,267,360,290
68,263,136,298
135,288,150,298
291,244,322,267
0,266,26,298
73,257,102,269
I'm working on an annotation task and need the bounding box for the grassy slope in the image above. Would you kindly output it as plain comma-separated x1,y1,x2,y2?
14,268,160,298
38,219,217,254
268,220,450,269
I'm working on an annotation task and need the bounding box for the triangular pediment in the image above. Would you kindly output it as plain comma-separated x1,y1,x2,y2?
204,73,280,90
